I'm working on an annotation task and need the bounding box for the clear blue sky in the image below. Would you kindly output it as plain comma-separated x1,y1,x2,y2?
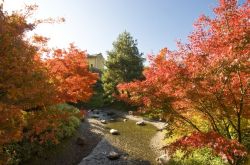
3,0,244,59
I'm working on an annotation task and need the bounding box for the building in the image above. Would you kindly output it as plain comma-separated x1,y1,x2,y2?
87,53,105,70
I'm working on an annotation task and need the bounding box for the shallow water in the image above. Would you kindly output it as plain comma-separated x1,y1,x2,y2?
105,119,158,164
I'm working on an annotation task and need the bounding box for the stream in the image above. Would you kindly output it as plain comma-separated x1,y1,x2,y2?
25,109,166,165
79,109,166,165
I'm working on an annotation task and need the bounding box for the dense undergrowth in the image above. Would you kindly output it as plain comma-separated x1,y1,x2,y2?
2,104,82,165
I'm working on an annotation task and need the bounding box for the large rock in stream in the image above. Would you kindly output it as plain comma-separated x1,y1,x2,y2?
136,120,145,126
110,129,119,135
100,119,107,124
106,151,120,160
156,154,170,165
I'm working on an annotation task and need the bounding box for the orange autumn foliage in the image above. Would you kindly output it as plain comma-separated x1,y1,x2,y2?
0,5,55,149
0,3,97,157
0,103,24,165
0,4,57,111
45,44,98,103
25,108,69,144
0,103,24,145
117,0,249,163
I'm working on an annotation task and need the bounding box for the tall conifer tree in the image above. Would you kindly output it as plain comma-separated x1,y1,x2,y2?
102,31,144,103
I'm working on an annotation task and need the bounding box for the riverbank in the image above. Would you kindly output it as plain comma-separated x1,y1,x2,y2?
25,118,104,165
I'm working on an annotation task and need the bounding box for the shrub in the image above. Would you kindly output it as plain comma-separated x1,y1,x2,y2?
2,104,82,164
168,147,228,165
0,104,25,165
57,116,80,138
77,79,104,108
25,104,82,144
4,141,44,165
167,131,247,165
142,108,164,121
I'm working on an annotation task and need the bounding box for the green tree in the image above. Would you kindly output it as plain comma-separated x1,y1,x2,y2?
102,31,144,103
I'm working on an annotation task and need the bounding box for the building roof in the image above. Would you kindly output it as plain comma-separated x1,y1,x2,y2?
87,53,104,58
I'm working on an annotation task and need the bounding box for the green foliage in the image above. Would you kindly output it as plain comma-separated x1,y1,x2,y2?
80,80,104,108
57,116,80,138
4,141,44,164
168,148,228,165
52,103,84,121
87,93,104,108
53,103,79,112
109,100,137,112
41,103,81,140
102,31,144,104
241,119,250,151
142,109,164,121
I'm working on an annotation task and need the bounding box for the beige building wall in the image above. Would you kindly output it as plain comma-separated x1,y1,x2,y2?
87,54,104,70
96,55,104,70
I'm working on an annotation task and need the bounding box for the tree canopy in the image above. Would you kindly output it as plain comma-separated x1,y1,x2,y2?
102,31,144,103
0,5,97,162
117,0,250,164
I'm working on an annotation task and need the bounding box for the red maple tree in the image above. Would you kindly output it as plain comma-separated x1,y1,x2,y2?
117,0,249,163
45,44,98,103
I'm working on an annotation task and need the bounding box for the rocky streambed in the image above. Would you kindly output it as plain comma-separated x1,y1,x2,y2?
25,109,166,165
79,109,166,165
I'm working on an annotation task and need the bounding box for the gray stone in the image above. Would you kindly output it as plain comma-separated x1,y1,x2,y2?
100,119,107,124
156,154,169,165
157,123,168,131
110,129,119,135
93,109,100,114
109,118,115,122
91,114,99,118
136,120,145,126
128,111,133,115
106,151,120,160
162,123,168,129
